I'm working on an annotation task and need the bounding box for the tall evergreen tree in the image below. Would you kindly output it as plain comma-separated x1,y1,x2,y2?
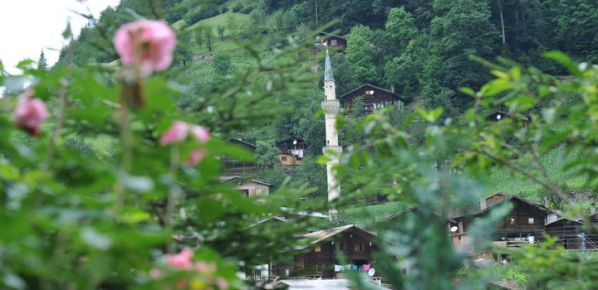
37,50,48,70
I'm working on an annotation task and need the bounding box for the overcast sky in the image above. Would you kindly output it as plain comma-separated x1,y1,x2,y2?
0,0,121,74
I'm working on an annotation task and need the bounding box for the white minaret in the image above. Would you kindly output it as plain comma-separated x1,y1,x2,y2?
322,49,342,204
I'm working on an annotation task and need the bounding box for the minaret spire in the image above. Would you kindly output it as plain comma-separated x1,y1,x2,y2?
321,49,342,208
324,49,334,82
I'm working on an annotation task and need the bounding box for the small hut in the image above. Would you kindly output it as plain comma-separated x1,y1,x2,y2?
544,218,584,249
276,137,306,167
221,176,270,198
318,33,347,51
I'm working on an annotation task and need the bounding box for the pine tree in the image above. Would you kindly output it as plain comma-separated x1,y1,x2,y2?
37,50,48,70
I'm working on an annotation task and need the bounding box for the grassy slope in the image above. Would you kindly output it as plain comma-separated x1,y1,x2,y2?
186,12,250,34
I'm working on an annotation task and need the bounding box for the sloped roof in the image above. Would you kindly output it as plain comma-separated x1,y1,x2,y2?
318,32,347,40
303,224,375,245
341,83,399,99
221,176,271,186
451,193,551,219
545,217,583,227
249,216,288,227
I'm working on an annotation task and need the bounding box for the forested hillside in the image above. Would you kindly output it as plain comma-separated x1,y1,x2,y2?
59,0,598,197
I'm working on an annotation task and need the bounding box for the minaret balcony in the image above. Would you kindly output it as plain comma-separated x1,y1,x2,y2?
321,100,340,114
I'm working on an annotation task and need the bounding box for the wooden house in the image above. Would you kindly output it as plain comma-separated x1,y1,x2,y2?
318,33,347,51
289,225,377,278
544,218,584,249
451,193,552,250
276,137,306,167
221,176,270,198
340,84,404,113
222,138,259,177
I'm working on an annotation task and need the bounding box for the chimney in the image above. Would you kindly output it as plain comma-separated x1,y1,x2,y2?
479,197,487,210
390,85,395,93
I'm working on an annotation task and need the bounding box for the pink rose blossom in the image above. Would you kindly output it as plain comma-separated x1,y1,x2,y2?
187,149,206,166
190,125,210,142
14,91,48,136
114,20,176,76
160,121,211,166
160,121,190,145
164,247,194,270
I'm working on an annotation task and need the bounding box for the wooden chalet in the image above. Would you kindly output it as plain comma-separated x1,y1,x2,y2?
288,225,377,278
318,33,347,51
221,176,270,198
276,137,306,167
340,84,404,113
544,218,585,249
222,138,259,177
451,193,553,250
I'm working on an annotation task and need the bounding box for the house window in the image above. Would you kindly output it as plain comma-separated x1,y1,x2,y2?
353,242,363,252
528,217,535,224
331,39,338,46
281,156,288,161
365,90,375,96
510,217,516,224
314,246,321,253
338,242,344,250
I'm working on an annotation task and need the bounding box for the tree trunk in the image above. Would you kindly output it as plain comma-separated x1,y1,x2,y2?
498,0,506,45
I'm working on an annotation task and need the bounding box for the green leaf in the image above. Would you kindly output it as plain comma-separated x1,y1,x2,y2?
416,107,443,122
16,59,35,71
544,51,581,76
480,78,511,97
459,87,476,97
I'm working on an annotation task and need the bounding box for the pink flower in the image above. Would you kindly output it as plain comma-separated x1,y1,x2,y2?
114,20,176,76
160,121,211,166
187,149,206,166
190,125,210,142
14,91,48,136
164,248,194,270
216,278,229,290
160,121,190,145
186,125,210,165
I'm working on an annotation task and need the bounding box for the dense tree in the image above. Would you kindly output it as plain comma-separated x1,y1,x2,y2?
427,0,499,109
545,0,598,62
384,7,417,53
346,25,383,84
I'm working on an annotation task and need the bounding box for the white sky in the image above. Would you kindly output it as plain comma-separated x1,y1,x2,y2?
0,0,121,74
